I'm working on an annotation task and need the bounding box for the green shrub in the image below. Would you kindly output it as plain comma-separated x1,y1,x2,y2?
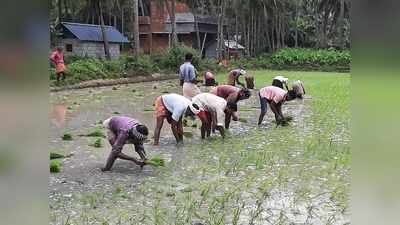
124,55,158,76
50,160,62,173
271,48,350,69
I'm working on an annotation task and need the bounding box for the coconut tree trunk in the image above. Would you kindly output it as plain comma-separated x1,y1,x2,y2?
58,0,63,23
165,0,178,48
131,0,140,58
338,0,345,49
99,1,111,60
194,13,201,51
295,0,299,48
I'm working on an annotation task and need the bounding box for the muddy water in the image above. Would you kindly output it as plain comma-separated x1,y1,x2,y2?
49,79,349,225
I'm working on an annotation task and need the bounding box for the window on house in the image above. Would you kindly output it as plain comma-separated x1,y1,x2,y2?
66,44,73,52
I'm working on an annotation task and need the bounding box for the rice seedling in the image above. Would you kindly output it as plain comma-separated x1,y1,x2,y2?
80,129,106,138
113,111,121,115
145,156,165,167
50,160,62,173
61,133,73,141
50,152,65,160
183,131,193,138
89,138,103,148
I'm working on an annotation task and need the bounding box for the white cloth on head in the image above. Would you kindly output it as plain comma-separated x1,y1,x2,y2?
162,93,192,122
240,69,247,75
103,117,116,142
274,75,288,83
192,93,227,127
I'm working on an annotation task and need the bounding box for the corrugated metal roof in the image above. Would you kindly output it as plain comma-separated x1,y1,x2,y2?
166,13,218,25
61,22,130,43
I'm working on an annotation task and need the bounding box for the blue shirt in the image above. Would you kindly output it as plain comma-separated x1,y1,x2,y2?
179,62,196,83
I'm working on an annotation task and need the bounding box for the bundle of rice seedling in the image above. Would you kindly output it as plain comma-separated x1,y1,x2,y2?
238,118,248,123
80,129,106,138
62,133,73,141
183,131,193,138
50,160,62,173
50,152,65,160
145,156,165,167
89,138,103,148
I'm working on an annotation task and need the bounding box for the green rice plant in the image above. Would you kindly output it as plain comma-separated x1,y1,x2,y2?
50,152,65,160
183,131,193,138
80,129,106,138
61,133,73,141
145,156,165,167
89,138,103,148
50,160,62,173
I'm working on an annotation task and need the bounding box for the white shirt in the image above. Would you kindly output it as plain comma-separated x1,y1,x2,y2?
162,94,191,122
274,76,288,83
192,93,227,126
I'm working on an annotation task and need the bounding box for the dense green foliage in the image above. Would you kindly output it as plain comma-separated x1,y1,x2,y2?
50,47,350,86
270,48,351,71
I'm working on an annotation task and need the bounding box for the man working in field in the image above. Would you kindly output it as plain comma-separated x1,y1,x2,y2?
210,85,251,103
257,86,298,126
204,70,218,86
192,93,238,138
50,47,67,83
180,53,201,99
102,116,149,171
227,68,247,87
153,93,200,145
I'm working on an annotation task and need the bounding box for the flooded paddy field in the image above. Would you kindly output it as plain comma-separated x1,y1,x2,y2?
49,70,350,225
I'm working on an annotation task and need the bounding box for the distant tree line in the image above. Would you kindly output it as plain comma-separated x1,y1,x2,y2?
50,0,350,59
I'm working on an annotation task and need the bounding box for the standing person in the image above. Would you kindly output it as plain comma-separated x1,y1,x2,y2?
272,75,289,90
101,116,149,171
257,86,298,126
292,80,306,99
204,70,218,86
192,93,238,138
153,93,200,145
50,47,67,83
227,68,247,87
180,53,201,99
210,85,251,103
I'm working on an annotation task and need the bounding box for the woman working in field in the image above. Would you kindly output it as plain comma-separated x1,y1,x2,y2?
180,53,201,99
257,86,298,126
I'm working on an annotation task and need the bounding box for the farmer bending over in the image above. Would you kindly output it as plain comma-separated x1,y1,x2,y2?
192,93,238,138
244,74,255,89
272,75,289,90
102,116,149,171
210,85,251,103
154,93,200,145
258,86,297,126
227,68,247,87
180,53,201,99
204,70,218,86
292,80,306,99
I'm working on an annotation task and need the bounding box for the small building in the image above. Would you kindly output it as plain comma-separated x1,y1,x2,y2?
137,1,218,58
55,22,130,59
205,40,246,59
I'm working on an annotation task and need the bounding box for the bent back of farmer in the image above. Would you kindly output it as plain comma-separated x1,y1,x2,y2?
153,93,197,145
210,85,251,103
180,53,201,99
292,80,306,98
204,70,217,86
227,69,246,87
102,116,149,171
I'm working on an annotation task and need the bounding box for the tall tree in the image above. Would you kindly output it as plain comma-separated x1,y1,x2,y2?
131,0,140,57
98,0,112,60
